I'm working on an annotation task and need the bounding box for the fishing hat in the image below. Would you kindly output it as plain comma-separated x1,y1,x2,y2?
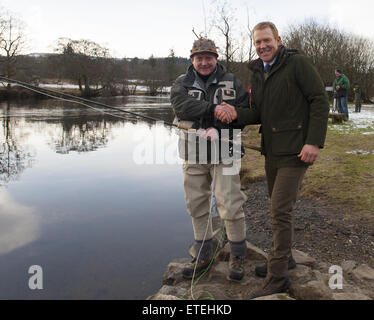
190,38,218,58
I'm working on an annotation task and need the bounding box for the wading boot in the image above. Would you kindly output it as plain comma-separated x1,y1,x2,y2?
182,257,213,279
183,239,214,279
255,255,296,278
228,256,245,282
248,275,291,299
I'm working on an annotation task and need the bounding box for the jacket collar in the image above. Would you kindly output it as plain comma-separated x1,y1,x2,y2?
249,45,296,74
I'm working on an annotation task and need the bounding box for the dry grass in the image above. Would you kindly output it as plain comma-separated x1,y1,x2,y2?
240,120,374,223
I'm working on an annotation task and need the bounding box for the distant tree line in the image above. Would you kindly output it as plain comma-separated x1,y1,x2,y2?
1,3,374,101
283,19,374,102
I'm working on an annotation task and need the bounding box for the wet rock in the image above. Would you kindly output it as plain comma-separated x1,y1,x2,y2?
351,264,374,281
292,249,316,267
289,280,333,300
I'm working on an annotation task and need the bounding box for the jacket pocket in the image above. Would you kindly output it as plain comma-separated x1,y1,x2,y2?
271,123,303,156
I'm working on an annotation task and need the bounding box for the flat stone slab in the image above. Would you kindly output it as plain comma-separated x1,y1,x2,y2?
351,264,374,281
252,293,295,300
292,249,316,267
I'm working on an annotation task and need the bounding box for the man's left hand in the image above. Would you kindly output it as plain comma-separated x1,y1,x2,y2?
298,144,320,163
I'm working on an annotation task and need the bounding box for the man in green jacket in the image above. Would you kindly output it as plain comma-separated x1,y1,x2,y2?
332,68,350,120
170,38,250,282
216,21,329,298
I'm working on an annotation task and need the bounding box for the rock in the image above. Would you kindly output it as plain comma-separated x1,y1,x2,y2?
162,258,190,286
341,260,357,274
351,264,374,281
253,293,295,300
147,293,180,300
289,265,314,284
209,261,229,282
332,292,371,300
289,280,333,300
158,285,187,299
313,270,330,284
292,249,316,267
189,283,235,300
246,241,268,261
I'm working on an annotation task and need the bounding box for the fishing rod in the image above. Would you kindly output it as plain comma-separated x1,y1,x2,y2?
0,76,261,152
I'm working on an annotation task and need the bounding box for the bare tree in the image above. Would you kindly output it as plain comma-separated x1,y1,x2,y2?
54,38,110,96
0,11,26,87
210,0,239,72
283,19,374,101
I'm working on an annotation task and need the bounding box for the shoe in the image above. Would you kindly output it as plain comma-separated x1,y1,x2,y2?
228,256,245,282
248,276,291,299
182,257,213,279
255,255,296,278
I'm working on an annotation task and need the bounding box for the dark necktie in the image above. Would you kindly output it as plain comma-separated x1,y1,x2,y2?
264,64,270,73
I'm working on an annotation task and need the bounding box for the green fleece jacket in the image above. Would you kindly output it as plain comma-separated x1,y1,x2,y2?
235,46,330,168
333,74,350,97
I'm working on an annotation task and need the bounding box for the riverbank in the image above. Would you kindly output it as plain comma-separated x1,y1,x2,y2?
149,176,374,300
0,82,170,102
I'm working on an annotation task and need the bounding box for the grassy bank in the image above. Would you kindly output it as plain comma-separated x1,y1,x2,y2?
240,111,374,223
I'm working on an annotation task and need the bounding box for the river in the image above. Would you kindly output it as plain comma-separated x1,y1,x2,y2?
0,95,193,299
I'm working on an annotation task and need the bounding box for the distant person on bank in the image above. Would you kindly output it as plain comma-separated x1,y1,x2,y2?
353,82,362,113
333,68,350,120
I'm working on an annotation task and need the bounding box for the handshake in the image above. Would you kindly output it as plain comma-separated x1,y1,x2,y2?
199,103,238,141
214,102,237,123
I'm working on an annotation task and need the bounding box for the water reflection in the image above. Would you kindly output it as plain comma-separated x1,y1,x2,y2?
0,96,191,299
0,188,40,255
0,102,36,185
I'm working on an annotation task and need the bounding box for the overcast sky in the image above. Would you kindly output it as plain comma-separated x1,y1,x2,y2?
1,0,374,59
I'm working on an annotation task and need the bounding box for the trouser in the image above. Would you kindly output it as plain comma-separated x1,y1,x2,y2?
265,164,307,278
182,162,247,252
337,96,349,119
355,101,361,112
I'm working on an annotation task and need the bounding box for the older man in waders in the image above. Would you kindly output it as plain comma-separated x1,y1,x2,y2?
215,22,329,298
170,38,250,281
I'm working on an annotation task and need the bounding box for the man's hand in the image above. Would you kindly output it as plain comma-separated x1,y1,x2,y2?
214,102,237,123
336,85,340,90
298,144,319,163
200,127,219,141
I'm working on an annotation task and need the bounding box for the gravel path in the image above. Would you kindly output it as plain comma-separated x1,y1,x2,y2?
243,179,374,268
